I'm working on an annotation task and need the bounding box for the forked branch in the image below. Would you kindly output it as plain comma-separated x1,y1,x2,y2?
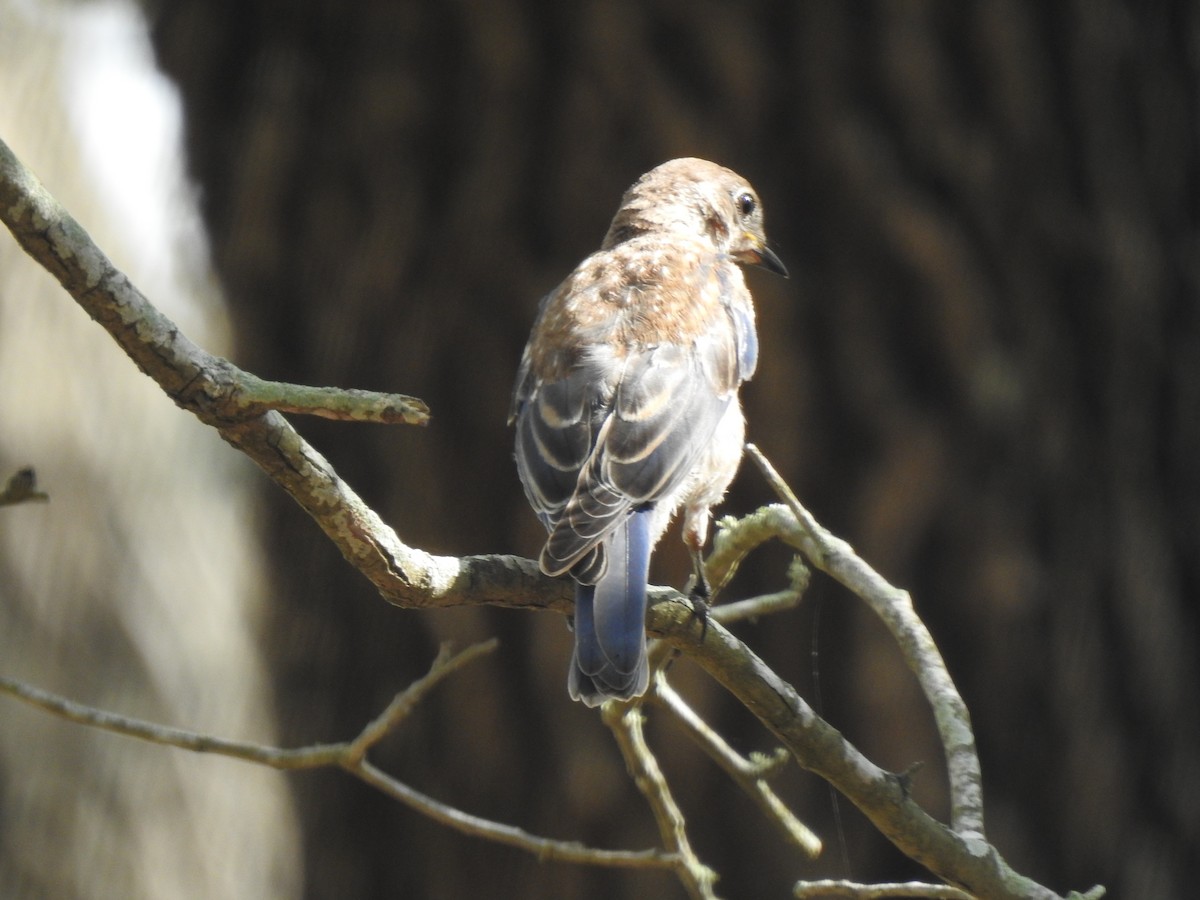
0,642,674,871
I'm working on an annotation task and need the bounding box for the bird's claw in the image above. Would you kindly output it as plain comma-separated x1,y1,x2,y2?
688,575,711,641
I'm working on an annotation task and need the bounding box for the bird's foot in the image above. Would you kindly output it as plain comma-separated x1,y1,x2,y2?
688,574,711,642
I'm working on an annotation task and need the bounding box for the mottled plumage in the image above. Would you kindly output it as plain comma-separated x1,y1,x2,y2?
510,158,785,705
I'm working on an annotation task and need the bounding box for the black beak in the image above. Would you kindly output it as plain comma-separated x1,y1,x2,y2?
753,245,789,278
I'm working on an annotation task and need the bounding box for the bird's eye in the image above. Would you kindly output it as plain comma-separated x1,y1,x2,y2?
736,192,756,217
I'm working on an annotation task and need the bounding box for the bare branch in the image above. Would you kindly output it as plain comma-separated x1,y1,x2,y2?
0,137,570,618
602,701,719,899
0,644,675,871
350,759,675,869
0,135,1102,900
793,880,974,899
0,670,343,768
706,509,784,590
745,444,985,841
345,639,497,763
653,676,822,859
709,555,809,626
648,597,1066,900
233,372,429,425
0,149,424,428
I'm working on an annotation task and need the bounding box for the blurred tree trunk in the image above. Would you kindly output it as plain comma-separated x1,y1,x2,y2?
150,1,1198,897
0,3,297,897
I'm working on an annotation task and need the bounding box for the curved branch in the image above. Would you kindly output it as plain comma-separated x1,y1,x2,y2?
745,445,984,840
649,598,1063,900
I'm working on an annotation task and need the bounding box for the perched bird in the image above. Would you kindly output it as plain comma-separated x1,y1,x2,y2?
510,158,786,706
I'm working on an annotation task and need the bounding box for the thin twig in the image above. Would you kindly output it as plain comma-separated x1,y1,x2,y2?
793,880,974,899
351,759,674,869
709,556,810,626
234,372,429,425
602,701,720,899
653,675,823,859
707,511,780,590
745,444,986,843
0,672,343,767
345,640,495,763
0,642,674,871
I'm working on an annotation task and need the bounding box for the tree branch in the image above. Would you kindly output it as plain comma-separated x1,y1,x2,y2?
231,372,429,425
745,444,984,840
709,555,809,625
0,135,1104,900
792,880,974,899
602,701,719,898
0,642,674,871
0,135,564,619
652,676,823,859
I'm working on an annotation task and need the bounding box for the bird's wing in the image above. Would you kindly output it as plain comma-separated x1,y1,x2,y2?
536,330,748,580
540,340,734,578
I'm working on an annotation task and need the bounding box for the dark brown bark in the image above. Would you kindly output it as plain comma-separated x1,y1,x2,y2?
148,2,1198,897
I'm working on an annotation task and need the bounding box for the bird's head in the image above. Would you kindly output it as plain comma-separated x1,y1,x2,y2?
602,157,787,277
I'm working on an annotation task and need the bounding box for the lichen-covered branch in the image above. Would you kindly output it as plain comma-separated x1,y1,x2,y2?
0,135,563,618
233,372,429,425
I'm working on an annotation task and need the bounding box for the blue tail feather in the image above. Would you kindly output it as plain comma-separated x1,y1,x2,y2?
568,510,652,706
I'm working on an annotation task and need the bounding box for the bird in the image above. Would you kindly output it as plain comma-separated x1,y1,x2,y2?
510,157,786,706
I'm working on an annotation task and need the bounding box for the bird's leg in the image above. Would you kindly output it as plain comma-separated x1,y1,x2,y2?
688,546,712,640
683,513,712,640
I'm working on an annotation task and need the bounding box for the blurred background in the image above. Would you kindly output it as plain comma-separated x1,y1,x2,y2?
1,1,1196,898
